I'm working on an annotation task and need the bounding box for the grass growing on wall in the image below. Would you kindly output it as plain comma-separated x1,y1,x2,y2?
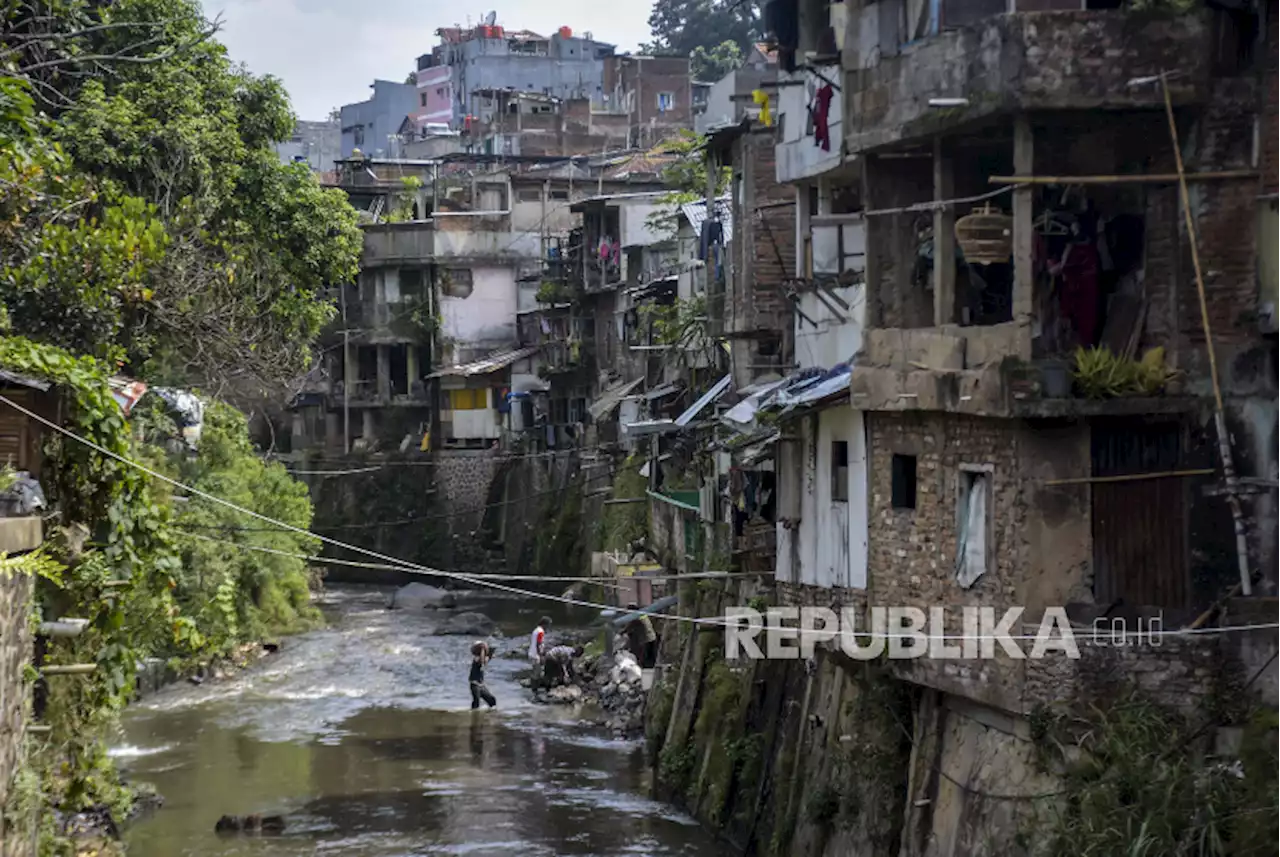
602,458,648,552
1034,692,1279,857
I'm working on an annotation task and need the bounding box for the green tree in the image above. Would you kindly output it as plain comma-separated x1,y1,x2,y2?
1,0,362,391
646,0,761,58
690,40,744,82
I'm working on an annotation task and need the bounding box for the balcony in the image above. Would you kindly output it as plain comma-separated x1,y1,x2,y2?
848,325,1200,419
844,9,1214,154
363,222,434,265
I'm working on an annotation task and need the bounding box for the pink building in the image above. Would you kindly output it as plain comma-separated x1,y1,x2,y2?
413,54,454,129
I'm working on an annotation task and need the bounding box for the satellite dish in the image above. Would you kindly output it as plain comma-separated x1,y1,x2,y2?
484,10,496,25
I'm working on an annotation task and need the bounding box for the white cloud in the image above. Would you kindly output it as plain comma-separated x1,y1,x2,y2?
202,0,653,120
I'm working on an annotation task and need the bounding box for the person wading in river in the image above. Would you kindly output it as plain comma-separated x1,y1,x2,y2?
469,641,496,709
529,616,551,668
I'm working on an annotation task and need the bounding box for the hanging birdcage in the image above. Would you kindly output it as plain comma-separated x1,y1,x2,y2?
954,203,1013,265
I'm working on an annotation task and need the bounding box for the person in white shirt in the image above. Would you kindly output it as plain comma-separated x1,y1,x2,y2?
528,616,551,667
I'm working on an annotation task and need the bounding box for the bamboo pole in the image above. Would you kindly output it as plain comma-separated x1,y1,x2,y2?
39,664,97,676
988,170,1256,185
1042,468,1215,487
1155,71,1254,597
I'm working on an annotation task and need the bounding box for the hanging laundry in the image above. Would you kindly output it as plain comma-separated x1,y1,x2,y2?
752,90,772,127
1055,243,1101,347
813,84,834,151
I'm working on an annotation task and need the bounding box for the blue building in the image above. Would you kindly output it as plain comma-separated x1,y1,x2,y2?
339,80,419,158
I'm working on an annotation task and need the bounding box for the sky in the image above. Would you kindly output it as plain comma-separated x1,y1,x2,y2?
201,0,655,121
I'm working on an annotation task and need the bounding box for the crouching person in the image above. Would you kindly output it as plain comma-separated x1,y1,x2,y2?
543,644,584,686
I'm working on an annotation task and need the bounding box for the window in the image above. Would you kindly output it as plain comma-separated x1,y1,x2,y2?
955,468,991,589
656,91,674,111
831,441,849,502
448,388,487,410
420,92,429,107
352,126,365,146
891,454,917,510
550,189,569,201
517,188,541,202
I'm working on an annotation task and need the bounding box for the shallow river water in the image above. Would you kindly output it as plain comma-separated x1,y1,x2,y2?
113,586,723,857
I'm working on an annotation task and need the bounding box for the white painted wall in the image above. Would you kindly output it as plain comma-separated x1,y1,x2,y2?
775,409,868,589
440,265,518,354
619,200,667,248
796,284,864,370
795,209,866,371
451,407,501,440
775,68,844,184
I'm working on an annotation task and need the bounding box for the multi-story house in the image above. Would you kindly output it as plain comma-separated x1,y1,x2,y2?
597,54,696,149
430,24,616,129
338,80,419,158
641,2,1277,853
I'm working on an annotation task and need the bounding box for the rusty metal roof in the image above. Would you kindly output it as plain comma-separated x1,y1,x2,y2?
425,346,541,378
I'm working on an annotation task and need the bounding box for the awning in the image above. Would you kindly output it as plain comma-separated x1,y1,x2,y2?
0,370,51,392
426,346,540,379
588,377,643,421
643,382,682,401
764,364,852,414
721,377,789,428
626,375,732,437
674,374,732,427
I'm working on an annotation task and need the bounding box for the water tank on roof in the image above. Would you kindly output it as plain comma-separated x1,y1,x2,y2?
559,26,572,39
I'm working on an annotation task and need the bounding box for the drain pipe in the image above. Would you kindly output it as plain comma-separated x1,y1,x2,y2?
1136,71,1253,596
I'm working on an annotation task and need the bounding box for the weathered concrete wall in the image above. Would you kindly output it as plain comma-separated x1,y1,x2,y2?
0,571,33,857
844,10,1213,153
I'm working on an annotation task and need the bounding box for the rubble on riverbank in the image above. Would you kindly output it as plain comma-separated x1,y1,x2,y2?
527,649,648,739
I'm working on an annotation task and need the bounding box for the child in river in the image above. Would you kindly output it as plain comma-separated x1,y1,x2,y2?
469,641,496,709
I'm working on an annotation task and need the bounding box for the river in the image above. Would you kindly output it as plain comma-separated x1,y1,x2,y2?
111,585,724,857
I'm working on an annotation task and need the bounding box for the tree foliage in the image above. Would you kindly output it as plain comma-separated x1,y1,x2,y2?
690,40,744,82
0,0,342,840
646,0,762,60
0,0,362,393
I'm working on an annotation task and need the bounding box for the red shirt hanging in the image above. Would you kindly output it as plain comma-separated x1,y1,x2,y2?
813,84,834,152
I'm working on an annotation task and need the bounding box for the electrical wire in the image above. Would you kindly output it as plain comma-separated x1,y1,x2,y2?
181,530,764,583
3,393,1277,643
182,457,629,531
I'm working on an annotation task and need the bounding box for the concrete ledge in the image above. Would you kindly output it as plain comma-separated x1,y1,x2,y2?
850,363,1205,419
845,9,1213,154
0,516,42,554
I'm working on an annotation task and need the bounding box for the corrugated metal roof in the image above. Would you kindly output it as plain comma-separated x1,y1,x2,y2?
0,370,50,392
588,377,643,421
680,197,733,240
426,346,540,378
674,374,732,427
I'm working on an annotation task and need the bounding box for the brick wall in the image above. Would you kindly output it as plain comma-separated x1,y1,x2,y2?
742,132,794,335
0,572,32,856
723,129,795,385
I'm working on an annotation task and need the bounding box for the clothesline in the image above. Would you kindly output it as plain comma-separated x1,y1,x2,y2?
862,185,1015,218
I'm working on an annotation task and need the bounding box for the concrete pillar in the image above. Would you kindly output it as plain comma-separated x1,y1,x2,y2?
362,409,376,441
861,156,882,329
932,136,956,327
406,345,420,390
376,344,391,401
1012,115,1035,359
